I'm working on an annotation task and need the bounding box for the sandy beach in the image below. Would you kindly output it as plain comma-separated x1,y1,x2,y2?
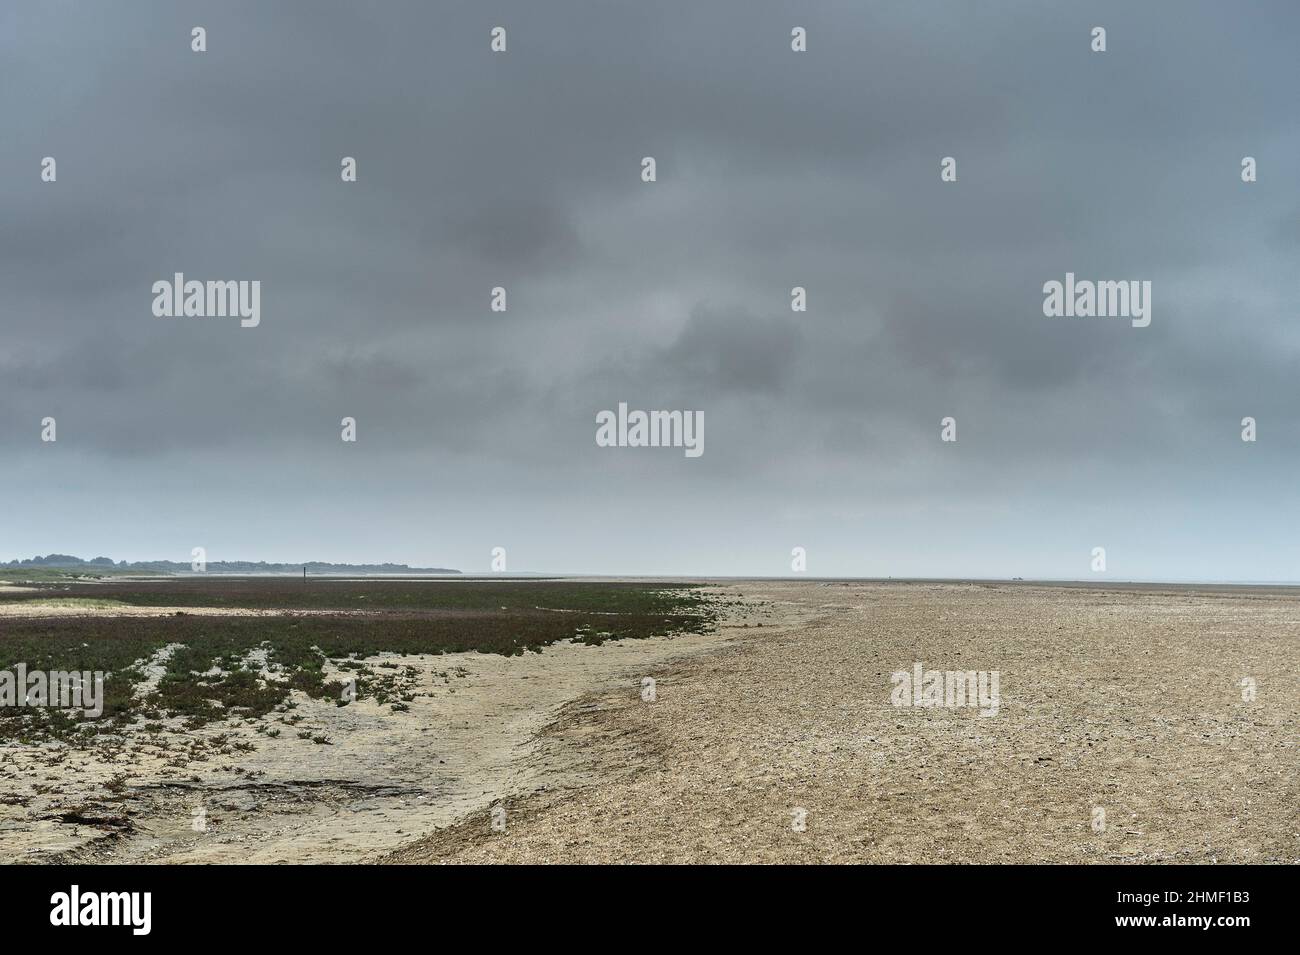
3,580,1296,864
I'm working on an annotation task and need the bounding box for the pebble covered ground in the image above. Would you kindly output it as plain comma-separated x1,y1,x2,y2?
386,581,1300,864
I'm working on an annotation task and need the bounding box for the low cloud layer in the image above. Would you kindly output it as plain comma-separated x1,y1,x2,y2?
3,1,1298,579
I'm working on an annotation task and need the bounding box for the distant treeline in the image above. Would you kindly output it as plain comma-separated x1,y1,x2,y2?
3,554,460,575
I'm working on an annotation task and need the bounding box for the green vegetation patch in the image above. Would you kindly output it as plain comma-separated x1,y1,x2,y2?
0,578,713,614
0,582,716,743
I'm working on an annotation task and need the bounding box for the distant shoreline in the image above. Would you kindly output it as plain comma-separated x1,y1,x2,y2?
1,555,460,575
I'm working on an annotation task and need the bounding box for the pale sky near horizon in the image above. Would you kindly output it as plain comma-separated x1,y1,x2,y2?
3,1,1299,580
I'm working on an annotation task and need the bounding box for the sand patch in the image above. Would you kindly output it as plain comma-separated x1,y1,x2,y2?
0,610,742,863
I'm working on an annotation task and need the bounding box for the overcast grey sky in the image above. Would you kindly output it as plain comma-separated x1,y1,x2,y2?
2,1,1298,579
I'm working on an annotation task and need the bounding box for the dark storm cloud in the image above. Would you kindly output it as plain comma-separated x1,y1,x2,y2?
2,0,1298,577
657,306,803,397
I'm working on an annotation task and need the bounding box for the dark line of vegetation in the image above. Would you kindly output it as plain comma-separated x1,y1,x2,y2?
0,578,712,614
0,582,717,744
